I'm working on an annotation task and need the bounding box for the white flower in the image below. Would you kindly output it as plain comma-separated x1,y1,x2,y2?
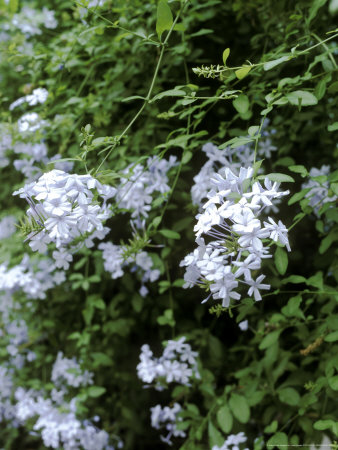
238,320,249,331
263,217,291,251
247,274,270,301
52,249,73,270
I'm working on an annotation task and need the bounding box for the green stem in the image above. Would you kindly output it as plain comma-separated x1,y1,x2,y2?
94,2,188,174
311,32,337,69
253,113,267,165
75,1,160,45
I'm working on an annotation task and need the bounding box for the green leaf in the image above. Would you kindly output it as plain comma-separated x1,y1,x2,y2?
156,0,173,39
266,173,295,183
88,386,106,397
159,229,181,240
288,190,310,205
233,94,249,114
235,66,251,79
217,405,233,434
278,387,300,406
328,375,338,390
264,420,278,433
208,420,224,447
267,432,288,449
229,393,250,423
93,298,106,310
308,0,328,23
328,122,338,132
314,419,335,430
264,56,290,71
314,79,327,100
289,165,308,177
286,90,318,106
248,125,259,136
281,295,305,319
151,89,186,102
182,151,193,165
282,275,306,284
330,182,338,195
222,48,230,65
259,330,282,350
91,352,113,367
275,247,288,275
325,331,338,342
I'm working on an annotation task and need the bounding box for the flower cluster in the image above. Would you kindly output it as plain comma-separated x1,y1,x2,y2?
14,387,111,450
150,403,186,446
99,244,160,296
0,346,116,450
51,352,94,389
137,337,199,390
11,6,57,36
17,112,48,134
114,156,177,225
191,123,277,206
212,432,249,450
0,254,65,301
14,170,115,268
0,216,16,240
9,87,48,111
302,165,337,216
181,167,290,307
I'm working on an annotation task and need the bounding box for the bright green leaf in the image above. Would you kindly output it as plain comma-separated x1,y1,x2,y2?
328,122,338,132
281,295,305,319
325,331,338,342
264,56,290,71
208,420,224,447
289,165,308,177
248,125,259,136
159,229,181,240
259,330,282,350
235,66,251,79
88,386,106,397
233,94,249,114
267,432,288,449
151,89,186,102
229,393,250,423
278,387,300,406
314,419,335,430
328,375,338,390
286,90,318,106
156,0,173,39
217,405,233,434
275,247,288,275
222,48,230,65
266,173,295,183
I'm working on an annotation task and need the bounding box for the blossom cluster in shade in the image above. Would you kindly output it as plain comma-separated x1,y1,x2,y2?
301,165,337,217
51,352,94,389
181,167,291,307
212,432,249,450
191,123,277,206
137,337,199,390
98,244,160,296
9,87,48,111
13,169,116,268
2,351,117,450
0,216,16,240
11,6,58,36
150,403,186,446
114,156,177,225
